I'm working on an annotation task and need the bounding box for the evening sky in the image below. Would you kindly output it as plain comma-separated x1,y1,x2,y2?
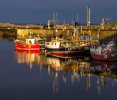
0,0,117,24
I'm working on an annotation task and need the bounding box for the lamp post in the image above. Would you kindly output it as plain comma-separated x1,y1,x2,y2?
97,29,100,44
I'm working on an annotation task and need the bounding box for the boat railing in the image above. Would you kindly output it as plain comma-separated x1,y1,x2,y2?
14,40,25,44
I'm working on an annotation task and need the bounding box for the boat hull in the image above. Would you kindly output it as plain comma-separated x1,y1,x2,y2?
14,42,40,53
46,46,90,56
90,52,117,61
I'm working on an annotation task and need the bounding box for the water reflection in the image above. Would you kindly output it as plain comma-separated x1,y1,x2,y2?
91,60,117,78
14,50,40,70
45,56,91,93
90,61,117,94
14,50,117,93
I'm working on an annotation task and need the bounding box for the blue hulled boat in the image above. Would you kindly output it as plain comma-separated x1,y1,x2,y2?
45,37,90,56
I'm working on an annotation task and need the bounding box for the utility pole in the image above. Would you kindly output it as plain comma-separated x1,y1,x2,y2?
87,5,91,26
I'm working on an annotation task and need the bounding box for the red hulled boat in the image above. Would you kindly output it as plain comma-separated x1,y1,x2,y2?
14,38,40,53
90,41,117,61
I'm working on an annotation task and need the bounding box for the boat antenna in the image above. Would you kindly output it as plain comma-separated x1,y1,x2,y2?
77,13,79,23
55,12,58,24
53,12,55,21
64,18,66,24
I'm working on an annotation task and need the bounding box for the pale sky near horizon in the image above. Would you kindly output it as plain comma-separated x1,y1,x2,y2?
0,0,117,24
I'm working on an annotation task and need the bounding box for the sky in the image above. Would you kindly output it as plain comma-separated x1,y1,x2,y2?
0,0,117,24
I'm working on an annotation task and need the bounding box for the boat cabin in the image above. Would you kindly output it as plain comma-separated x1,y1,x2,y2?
45,42,60,49
26,39,35,44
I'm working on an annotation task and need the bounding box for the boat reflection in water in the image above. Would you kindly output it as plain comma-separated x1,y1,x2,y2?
90,60,117,77
45,55,91,93
90,60,117,94
14,50,41,70
14,50,117,93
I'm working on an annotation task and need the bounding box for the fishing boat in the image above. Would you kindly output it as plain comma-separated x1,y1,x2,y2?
90,41,117,61
14,38,41,53
45,37,90,56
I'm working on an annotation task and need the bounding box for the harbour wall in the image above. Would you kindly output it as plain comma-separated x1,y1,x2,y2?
17,29,117,42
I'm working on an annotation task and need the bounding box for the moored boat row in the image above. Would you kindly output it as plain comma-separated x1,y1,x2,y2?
14,36,117,61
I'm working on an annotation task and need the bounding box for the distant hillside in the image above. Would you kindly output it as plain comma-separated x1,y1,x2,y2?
0,23,42,29
110,22,117,26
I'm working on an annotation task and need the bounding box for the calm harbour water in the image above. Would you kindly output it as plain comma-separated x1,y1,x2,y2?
0,39,117,100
